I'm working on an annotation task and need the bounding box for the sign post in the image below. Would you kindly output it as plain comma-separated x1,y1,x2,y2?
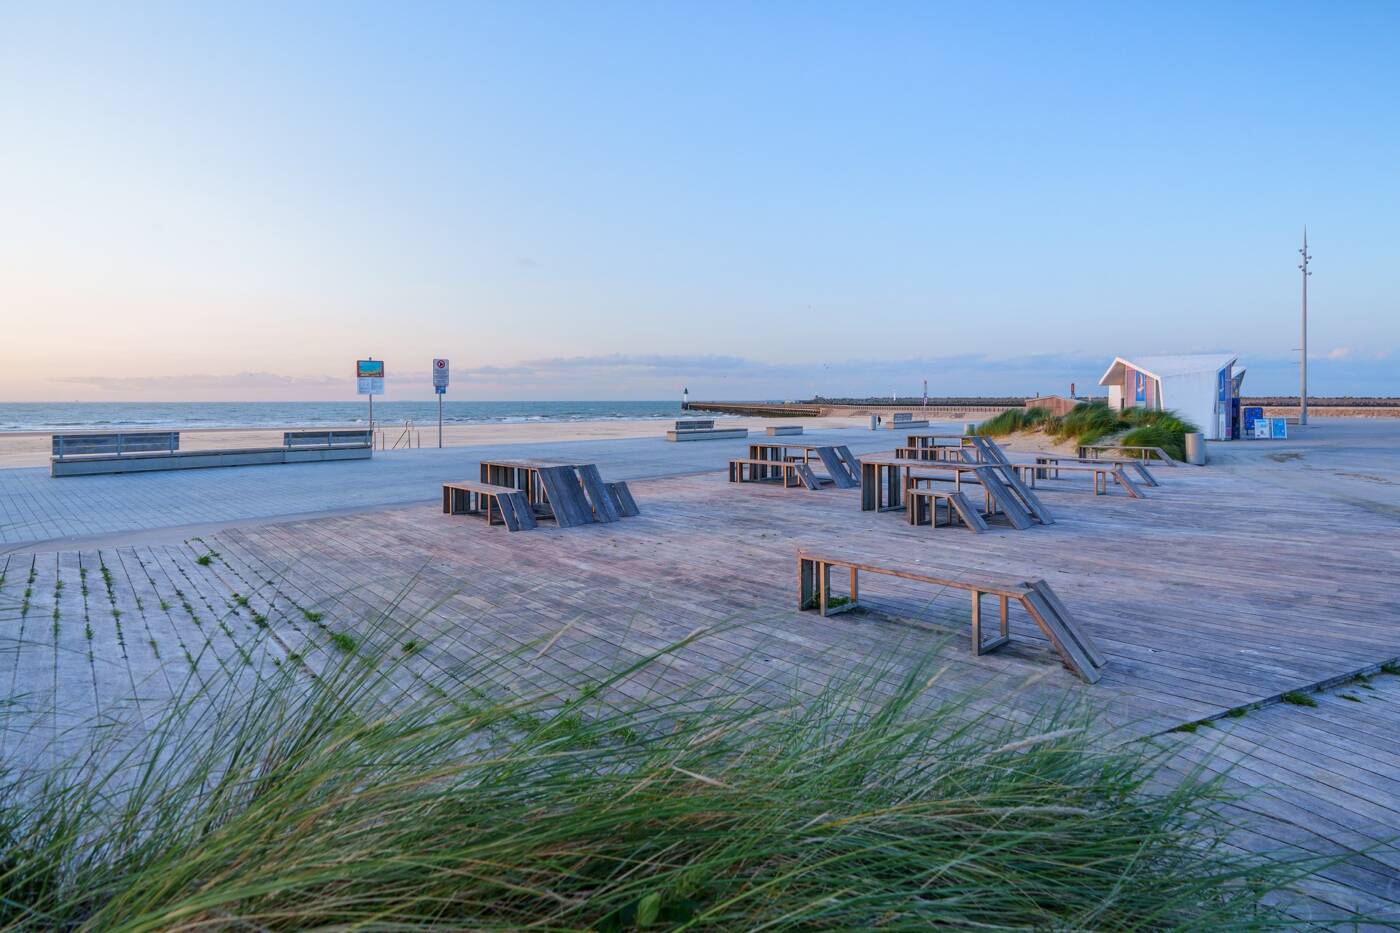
357,359,385,437
432,358,449,448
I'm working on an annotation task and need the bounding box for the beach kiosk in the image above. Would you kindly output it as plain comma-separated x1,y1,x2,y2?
1098,354,1239,441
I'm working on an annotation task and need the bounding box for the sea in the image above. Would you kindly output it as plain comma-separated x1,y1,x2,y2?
0,401,711,433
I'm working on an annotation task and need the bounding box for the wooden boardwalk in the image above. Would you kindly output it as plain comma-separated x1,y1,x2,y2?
3,446,1400,922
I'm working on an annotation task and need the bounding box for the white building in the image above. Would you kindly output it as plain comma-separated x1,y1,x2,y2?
1097,354,1240,440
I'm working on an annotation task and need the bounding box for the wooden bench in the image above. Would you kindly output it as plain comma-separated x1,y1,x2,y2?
884,413,930,428
1078,444,1178,466
443,481,537,531
1013,462,1146,498
905,487,989,532
1031,454,1158,487
52,431,179,459
765,425,803,436
667,419,749,442
796,549,1105,683
729,458,821,490
283,429,373,448
477,459,640,526
50,429,373,477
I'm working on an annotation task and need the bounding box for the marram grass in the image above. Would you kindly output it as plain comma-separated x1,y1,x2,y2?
978,401,1199,459
0,626,1320,930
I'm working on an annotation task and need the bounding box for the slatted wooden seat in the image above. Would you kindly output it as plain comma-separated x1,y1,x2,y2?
729,458,821,490
1078,443,1178,466
905,487,988,532
442,481,537,531
796,549,1105,683
1032,454,1159,487
1013,462,1146,498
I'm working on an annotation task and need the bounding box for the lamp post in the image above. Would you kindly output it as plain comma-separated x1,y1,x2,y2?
1298,229,1311,426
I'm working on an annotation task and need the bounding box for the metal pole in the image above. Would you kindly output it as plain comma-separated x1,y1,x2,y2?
438,394,443,448
1299,228,1311,426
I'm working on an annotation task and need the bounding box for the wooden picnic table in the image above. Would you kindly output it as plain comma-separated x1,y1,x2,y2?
858,452,987,512
901,434,985,462
479,457,585,516
748,443,860,488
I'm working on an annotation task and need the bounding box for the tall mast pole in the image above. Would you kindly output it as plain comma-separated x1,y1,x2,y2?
1298,228,1311,426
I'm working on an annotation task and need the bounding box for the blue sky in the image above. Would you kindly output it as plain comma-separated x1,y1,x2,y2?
3,1,1397,401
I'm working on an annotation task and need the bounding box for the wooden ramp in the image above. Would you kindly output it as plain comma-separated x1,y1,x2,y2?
1023,580,1107,683
1111,467,1148,499
814,447,858,488
946,491,991,533
834,446,862,483
971,467,1035,529
496,491,538,531
961,447,1054,525
1121,461,1158,486
793,462,823,491
577,464,621,522
536,466,595,528
967,434,1011,466
606,481,640,517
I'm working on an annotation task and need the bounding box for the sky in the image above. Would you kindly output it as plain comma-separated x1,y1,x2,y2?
2,0,1397,402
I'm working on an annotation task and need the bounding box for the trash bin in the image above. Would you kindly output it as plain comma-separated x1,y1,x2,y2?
1184,432,1205,465
965,422,977,435
870,415,879,430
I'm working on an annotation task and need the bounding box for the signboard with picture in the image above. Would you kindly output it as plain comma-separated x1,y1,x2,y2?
357,360,385,396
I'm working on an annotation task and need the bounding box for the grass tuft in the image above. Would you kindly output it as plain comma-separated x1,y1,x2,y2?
1281,691,1318,708
329,631,357,653
0,624,1327,929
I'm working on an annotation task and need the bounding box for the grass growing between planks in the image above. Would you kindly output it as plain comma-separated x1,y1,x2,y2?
0,625,1322,930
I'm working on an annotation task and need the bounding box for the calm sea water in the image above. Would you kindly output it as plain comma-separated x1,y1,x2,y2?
0,401,713,432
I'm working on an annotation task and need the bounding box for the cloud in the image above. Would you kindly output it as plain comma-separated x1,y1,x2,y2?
1326,347,1353,360
50,371,343,392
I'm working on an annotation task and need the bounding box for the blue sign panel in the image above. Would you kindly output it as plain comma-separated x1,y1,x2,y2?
435,385,446,395
1133,370,1145,403
1270,417,1288,439
1242,406,1264,435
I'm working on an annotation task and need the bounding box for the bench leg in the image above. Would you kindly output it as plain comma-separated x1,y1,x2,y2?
971,591,1012,655
799,557,818,610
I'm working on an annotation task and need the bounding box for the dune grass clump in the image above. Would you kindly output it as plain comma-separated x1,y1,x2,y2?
1122,424,1186,461
1119,408,1200,461
975,405,1054,437
1053,400,1124,446
0,631,1310,930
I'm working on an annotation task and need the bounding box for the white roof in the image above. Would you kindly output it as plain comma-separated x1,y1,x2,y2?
1098,353,1236,386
